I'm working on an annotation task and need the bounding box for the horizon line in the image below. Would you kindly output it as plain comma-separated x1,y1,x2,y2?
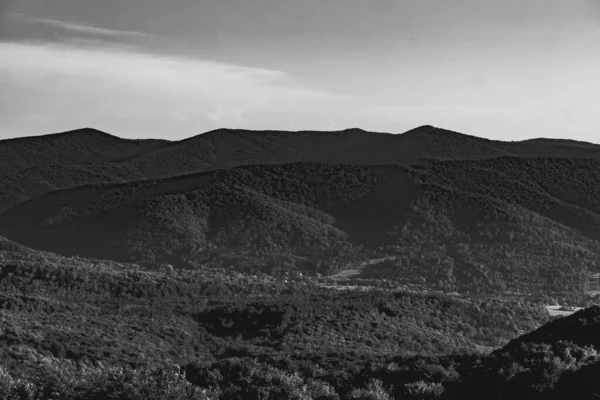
1,125,599,147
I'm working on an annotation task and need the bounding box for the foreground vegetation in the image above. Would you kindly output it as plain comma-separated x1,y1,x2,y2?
3,339,600,400
3,241,600,399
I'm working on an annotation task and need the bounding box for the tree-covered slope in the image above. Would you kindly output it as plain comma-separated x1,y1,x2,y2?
4,125,600,214
2,241,600,400
3,158,600,294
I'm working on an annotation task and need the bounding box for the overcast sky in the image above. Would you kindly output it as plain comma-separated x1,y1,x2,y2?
1,0,600,141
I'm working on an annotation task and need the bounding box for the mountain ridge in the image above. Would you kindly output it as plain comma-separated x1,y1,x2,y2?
4,125,600,215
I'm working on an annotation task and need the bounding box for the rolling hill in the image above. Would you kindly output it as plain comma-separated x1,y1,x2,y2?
500,305,600,353
3,156,600,293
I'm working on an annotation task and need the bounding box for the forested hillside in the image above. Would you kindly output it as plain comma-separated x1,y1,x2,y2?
4,126,600,398
3,157,600,294
1,240,599,399
4,125,600,213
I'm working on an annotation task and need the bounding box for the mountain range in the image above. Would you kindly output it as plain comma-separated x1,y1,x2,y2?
6,124,600,398
2,125,600,294
4,124,600,213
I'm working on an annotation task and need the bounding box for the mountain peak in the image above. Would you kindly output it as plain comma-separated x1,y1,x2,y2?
403,125,438,135
67,127,110,135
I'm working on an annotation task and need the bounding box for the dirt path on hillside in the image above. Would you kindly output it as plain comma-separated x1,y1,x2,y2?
330,256,398,279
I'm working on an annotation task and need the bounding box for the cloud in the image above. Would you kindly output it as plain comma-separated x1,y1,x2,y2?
0,40,353,138
8,12,149,39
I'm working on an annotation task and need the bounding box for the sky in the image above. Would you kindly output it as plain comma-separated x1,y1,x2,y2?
1,0,600,141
